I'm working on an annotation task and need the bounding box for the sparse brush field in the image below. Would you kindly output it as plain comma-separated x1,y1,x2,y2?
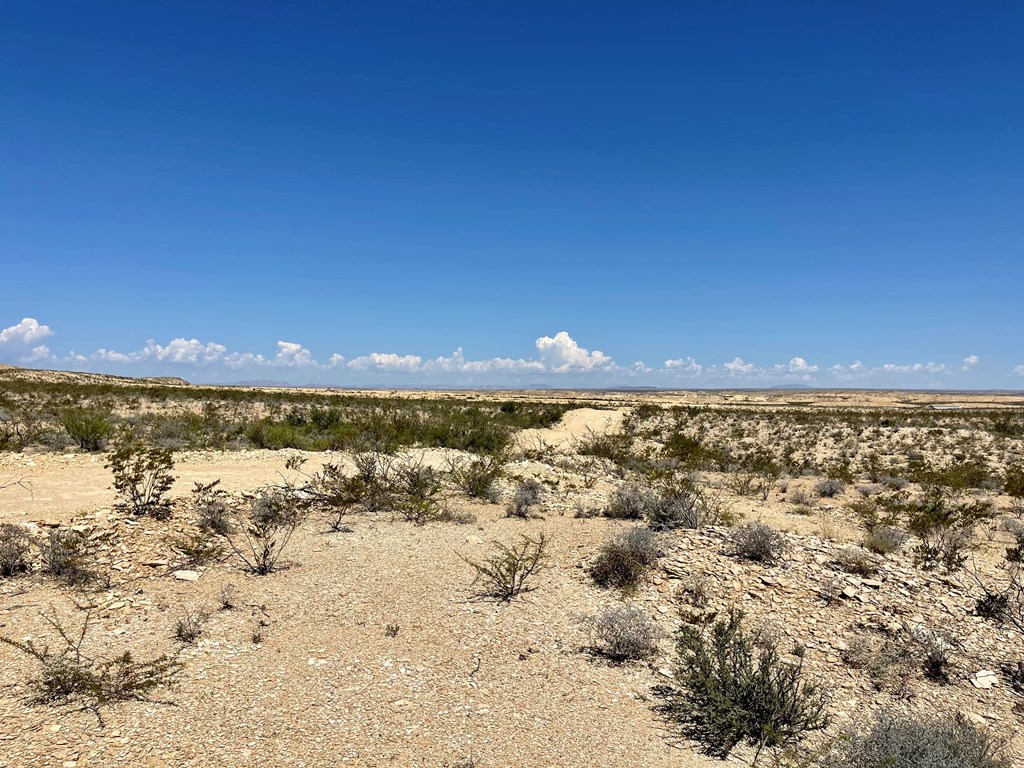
2,368,1024,767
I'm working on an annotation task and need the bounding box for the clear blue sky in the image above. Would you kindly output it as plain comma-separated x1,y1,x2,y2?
2,2,1021,387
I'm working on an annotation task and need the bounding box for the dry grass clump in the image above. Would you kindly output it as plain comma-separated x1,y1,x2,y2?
590,604,660,662
863,525,908,555
173,608,209,645
590,528,661,593
732,523,785,565
506,479,544,518
0,523,31,578
831,712,1010,768
833,547,882,577
39,528,98,586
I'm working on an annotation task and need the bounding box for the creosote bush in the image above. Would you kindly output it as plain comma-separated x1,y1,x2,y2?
192,480,232,535
831,712,1009,768
447,452,506,502
464,533,548,600
732,523,785,565
907,489,993,571
506,478,543,518
815,479,846,498
223,492,304,575
40,528,97,586
591,604,660,662
0,523,31,578
60,407,113,451
667,608,828,758
0,608,181,721
590,527,661,593
105,428,175,518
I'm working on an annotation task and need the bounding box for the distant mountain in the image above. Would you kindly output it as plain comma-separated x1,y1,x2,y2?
231,380,293,387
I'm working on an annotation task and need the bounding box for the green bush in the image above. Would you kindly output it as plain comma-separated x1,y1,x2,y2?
223,492,304,575
668,608,828,758
61,407,113,451
464,533,548,601
105,428,175,518
906,489,993,571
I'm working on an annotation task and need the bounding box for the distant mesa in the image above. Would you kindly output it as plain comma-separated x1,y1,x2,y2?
231,380,294,388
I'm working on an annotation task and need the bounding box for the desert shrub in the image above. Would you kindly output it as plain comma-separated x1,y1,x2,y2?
352,452,395,513
590,527,661,593
732,523,785,565
464,533,548,601
173,608,209,644
168,530,223,567
447,452,506,502
1006,464,1024,515
191,480,232,535
506,478,543,519
106,428,175,518
39,528,96,586
667,608,828,758
789,487,813,507
591,604,660,661
842,635,916,694
0,608,181,720
606,483,657,520
218,584,236,611
223,492,303,575
0,523,31,578
576,430,638,469
863,525,908,555
831,712,1009,768
833,547,881,577
975,589,1009,621
60,407,113,451
907,489,993,571
0,401,44,451
908,626,956,683
815,479,845,498
388,455,445,525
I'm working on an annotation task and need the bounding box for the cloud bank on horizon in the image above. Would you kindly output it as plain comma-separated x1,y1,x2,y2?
1,317,1018,389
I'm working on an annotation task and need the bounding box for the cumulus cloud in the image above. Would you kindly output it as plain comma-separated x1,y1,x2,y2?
0,318,54,346
722,357,756,375
347,352,424,372
664,356,702,375
962,354,979,371
535,331,613,372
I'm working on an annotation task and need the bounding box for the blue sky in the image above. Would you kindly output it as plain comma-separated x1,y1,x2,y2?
2,2,1022,388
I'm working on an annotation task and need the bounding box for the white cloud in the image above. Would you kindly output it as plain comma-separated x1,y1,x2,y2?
962,354,979,371
722,357,756,375
780,356,818,374
0,318,54,346
535,331,613,372
328,353,346,368
664,356,703,375
347,352,424,372
1013,365,1024,377
273,341,316,368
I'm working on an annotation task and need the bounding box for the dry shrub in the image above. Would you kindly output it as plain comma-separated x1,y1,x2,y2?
465,533,548,600
591,604,660,661
732,523,785,564
590,527,661,593
0,523,31,578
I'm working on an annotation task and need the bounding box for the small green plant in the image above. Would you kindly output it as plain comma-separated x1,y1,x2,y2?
173,608,209,644
0,523,31,578
464,533,548,600
667,608,828,758
590,604,660,662
391,455,445,524
831,712,1009,768
168,530,224,567
60,407,113,451
106,428,176,518
590,527,661,593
